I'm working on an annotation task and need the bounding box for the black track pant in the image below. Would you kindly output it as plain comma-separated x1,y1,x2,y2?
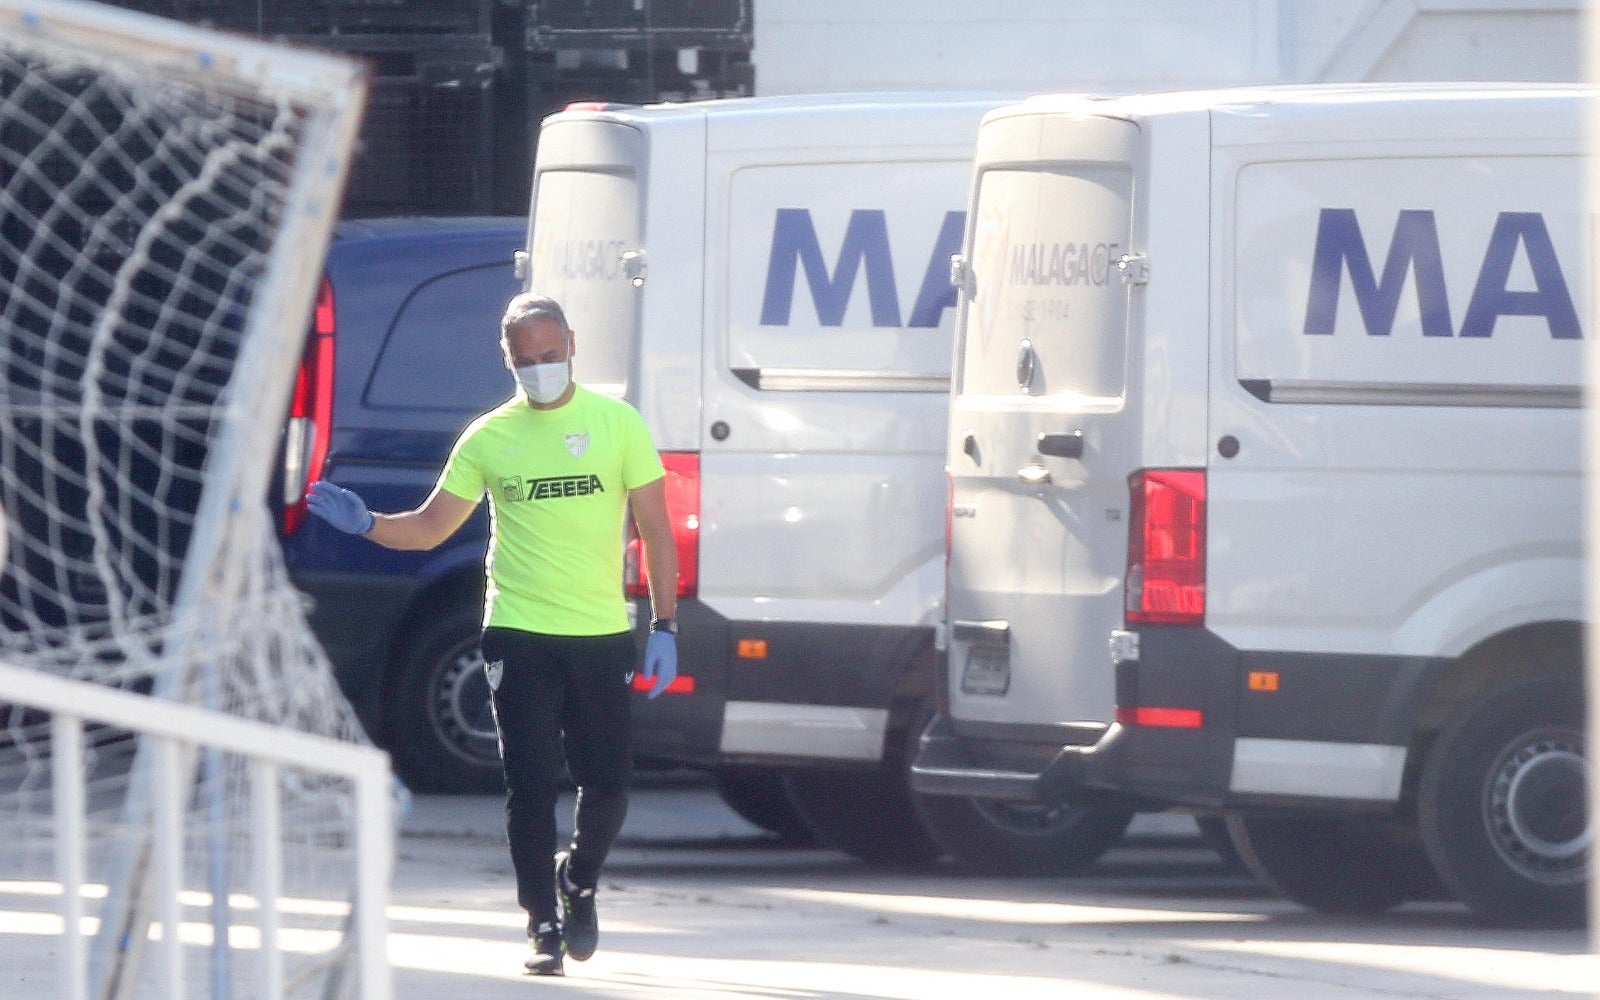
481,627,635,928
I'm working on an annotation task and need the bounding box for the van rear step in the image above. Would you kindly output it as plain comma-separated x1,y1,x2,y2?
910,714,1154,811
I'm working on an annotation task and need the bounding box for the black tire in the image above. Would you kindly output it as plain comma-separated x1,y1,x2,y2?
711,766,818,845
1418,678,1588,928
905,698,1133,876
1226,811,1443,915
383,602,504,793
913,790,1133,876
783,761,945,868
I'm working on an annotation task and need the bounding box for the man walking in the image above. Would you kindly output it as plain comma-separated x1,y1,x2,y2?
307,293,679,976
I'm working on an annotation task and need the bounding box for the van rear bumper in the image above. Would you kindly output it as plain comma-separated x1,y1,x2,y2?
912,625,1438,810
909,713,1151,807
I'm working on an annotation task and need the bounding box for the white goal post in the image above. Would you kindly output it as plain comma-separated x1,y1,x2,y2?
0,2,385,998
0,659,393,1000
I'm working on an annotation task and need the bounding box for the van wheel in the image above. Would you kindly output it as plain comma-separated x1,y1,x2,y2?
712,766,817,845
384,603,504,794
902,697,1132,875
913,792,1133,876
1226,812,1442,915
783,755,944,868
1418,678,1589,928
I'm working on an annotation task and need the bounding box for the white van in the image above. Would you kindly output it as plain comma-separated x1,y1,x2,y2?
520,94,1138,868
913,84,1589,924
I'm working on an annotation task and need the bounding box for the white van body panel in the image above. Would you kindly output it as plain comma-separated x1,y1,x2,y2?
698,101,999,630
1207,95,1582,666
1230,739,1407,800
1131,110,1212,470
719,703,889,761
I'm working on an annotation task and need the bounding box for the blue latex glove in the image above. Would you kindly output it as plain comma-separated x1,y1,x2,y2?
306,480,374,535
640,631,678,700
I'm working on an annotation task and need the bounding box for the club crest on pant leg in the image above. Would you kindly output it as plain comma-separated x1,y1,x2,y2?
485,658,504,691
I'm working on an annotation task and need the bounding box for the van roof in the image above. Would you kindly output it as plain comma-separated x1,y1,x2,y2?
546,91,1023,125
1002,81,1593,121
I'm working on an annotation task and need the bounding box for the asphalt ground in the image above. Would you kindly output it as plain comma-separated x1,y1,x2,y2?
0,777,1593,999
387,783,1598,1000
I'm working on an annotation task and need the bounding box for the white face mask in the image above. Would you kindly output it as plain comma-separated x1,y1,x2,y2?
516,360,570,404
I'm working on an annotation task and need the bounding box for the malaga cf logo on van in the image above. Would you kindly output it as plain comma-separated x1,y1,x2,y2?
759,208,966,328
1006,240,1123,287
1303,209,1581,339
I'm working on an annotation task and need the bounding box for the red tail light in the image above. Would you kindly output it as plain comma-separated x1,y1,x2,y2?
282,277,336,535
632,673,696,695
625,451,699,598
1115,705,1205,728
1126,469,1206,625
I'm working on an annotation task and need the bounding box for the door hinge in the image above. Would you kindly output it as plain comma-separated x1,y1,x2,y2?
1116,253,1150,286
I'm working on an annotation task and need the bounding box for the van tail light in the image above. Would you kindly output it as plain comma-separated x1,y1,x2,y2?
1115,706,1204,728
631,673,696,695
625,451,699,598
1125,468,1206,626
281,276,336,536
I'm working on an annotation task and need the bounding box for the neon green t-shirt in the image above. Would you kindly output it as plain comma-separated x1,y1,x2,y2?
438,384,665,636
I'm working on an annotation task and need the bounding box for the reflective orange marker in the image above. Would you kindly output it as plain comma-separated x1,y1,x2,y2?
1248,671,1280,692
737,639,769,659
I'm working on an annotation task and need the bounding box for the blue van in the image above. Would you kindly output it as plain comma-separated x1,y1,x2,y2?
279,217,524,792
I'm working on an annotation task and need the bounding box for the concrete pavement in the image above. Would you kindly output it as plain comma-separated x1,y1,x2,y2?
390,788,1598,1000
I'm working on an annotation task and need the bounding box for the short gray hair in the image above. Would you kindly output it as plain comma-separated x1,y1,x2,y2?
501,293,570,337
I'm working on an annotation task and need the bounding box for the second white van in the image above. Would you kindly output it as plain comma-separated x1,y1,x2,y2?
913,84,1589,924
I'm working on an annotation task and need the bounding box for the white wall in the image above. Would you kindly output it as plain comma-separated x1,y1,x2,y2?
752,0,1582,95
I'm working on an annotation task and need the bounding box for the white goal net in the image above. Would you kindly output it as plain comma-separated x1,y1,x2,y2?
0,2,379,997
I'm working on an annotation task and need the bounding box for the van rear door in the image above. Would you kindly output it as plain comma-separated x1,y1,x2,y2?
526,118,645,400
946,113,1140,738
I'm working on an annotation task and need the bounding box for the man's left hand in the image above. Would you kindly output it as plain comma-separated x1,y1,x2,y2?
641,632,677,699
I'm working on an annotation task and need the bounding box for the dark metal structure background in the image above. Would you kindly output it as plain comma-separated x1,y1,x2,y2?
110,1,754,216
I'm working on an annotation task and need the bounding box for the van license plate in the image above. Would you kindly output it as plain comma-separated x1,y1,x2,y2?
961,646,1010,696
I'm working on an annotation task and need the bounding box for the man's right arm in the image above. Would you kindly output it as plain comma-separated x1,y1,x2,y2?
307,480,479,551
366,485,479,551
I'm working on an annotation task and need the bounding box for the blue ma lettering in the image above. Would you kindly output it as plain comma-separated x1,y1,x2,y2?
1303,208,1580,339
759,209,964,328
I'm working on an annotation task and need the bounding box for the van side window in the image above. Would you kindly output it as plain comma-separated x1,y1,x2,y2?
366,263,520,412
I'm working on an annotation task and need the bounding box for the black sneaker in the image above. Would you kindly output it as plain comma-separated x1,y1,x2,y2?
524,920,564,976
555,851,599,961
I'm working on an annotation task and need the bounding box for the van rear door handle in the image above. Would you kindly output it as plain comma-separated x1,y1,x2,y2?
1037,431,1084,459
1018,465,1051,486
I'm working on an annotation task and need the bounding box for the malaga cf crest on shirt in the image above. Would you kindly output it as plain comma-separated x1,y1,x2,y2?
564,432,589,458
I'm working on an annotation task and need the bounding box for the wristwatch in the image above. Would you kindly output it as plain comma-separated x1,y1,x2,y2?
649,617,678,635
